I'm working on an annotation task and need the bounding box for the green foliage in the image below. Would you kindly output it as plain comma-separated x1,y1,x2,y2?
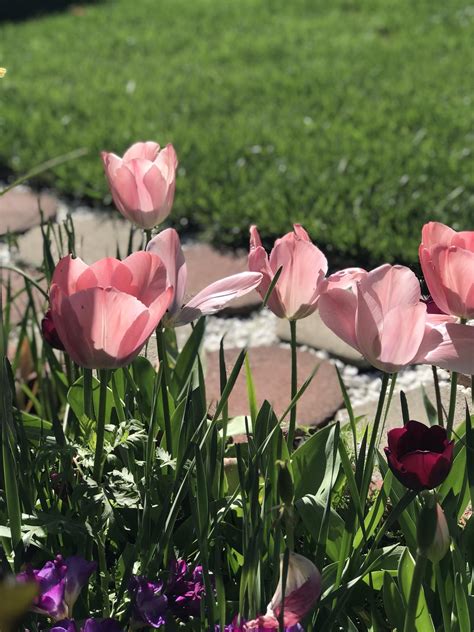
1,0,473,264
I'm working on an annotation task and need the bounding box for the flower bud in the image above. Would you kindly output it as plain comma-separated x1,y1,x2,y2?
417,497,450,563
277,460,294,506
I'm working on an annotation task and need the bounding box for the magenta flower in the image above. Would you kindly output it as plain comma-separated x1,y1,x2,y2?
17,555,96,621
50,620,78,632
219,618,303,631
50,620,123,632
166,560,205,617
129,576,168,628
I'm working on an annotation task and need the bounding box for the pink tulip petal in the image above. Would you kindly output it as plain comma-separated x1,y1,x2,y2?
318,288,359,350
270,553,321,625
322,267,367,292
419,245,451,316
173,272,262,326
453,231,474,250
50,285,94,367
292,223,311,242
154,144,179,180
111,164,140,217
120,251,168,307
55,287,152,369
147,285,174,326
376,303,427,371
440,247,474,319
51,255,89,296
76,258,129,292
420,322,474,374
142,164,171,226
123,141,160,162
421,222,457,249
249,225,263,250
360,264,421,316
101,152,123,176
248,243,286,318
147,228,187,314
270,234,327,320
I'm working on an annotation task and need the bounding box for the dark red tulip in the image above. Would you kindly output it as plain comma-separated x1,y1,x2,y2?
41,309,65,351
384,420,454,491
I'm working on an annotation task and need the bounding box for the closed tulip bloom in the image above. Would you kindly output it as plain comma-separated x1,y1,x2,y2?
102,141,178,229
248,225,328,320
384,420,454,491
147,228,262,326
318,264,474,374
419,222,474,319
246,553,321,629
49,252,172,369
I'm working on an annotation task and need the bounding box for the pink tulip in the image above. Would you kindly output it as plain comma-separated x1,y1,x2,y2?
319,264,474,374
101,141,178,229
419,221,474,319
49,252,173,369
147,228,262,326
246,553,321,628
248,225,328,320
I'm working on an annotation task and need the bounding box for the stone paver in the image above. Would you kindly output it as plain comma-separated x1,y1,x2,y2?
336,381,471,449
205,345,343,428
183,243,260,314
277,311,369,367
16,213,141,268
0,188,58,235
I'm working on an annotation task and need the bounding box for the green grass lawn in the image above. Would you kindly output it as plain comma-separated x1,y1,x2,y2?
0,0,473,265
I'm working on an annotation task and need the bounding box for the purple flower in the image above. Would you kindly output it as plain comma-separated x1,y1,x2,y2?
49,620,123,632
17,555,68,620
17,555,96,621
63,556,97,613
82,618,123,632
218,619,303,631
166,560,206,618
50,620,78,632
129,576,168,628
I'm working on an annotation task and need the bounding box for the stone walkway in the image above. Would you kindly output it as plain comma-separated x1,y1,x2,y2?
1,186,471,435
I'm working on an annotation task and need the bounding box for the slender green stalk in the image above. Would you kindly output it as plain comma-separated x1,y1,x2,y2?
431,365,444,426
403,552,427,632
83,368,94,420
144,228,152,248
434,563,451,632
93,369,109,482
97,535,111,617
157,328,173,455
287,319,297,450
446,371,458,439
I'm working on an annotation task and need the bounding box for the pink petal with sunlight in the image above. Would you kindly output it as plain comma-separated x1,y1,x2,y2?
147,228,187,314
51,255,89,296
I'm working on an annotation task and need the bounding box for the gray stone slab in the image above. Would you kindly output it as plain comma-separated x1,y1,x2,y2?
277,311,370,367
0,188,58,235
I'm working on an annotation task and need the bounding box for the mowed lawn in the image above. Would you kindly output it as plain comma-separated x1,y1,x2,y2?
0,0,473,265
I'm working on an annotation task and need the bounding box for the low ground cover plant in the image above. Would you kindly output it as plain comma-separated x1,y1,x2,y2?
0,141,473,631
0,0,473,264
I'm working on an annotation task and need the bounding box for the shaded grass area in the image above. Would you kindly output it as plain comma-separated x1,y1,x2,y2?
0,0,473,265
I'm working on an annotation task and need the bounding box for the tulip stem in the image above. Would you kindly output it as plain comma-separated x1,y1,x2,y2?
431,365,444,426
83,368,93,421
446,371,458,438
144,228,152,248
287,320,298,451
403,551,427,632
157,328,173,456
93,369,109,482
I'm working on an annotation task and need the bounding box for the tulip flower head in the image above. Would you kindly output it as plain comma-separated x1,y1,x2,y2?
49,252,173,369
102,141,178,229
384,420,454,491
419,221,474,320
248,225,328,320
318,263,474,374
147,228,262,326
51,619,123,632
246,553,321,629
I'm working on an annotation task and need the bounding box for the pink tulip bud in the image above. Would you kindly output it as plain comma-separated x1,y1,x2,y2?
101,141,178,229
248,225,328,320
419,222,474,320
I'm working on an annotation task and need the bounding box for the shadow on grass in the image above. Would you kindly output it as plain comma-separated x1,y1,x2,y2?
0,0,102,23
